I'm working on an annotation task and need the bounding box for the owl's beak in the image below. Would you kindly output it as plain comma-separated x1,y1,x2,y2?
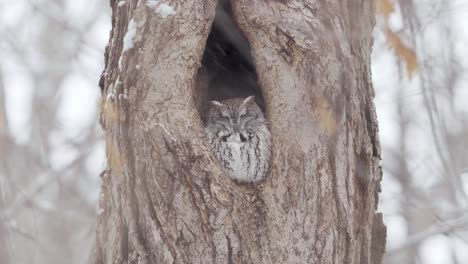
233,125,243,134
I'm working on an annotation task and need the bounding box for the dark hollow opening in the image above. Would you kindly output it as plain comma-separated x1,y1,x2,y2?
195,0,265,118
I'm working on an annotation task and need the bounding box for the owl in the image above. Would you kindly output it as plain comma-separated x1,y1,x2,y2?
204,96,271,183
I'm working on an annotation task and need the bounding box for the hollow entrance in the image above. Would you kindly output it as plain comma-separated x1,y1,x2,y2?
195,0,264,117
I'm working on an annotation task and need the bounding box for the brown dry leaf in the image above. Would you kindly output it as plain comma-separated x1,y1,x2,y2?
385,29,418,78
375,0,395,18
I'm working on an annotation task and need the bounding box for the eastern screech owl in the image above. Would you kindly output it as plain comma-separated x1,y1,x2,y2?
204,96,271,183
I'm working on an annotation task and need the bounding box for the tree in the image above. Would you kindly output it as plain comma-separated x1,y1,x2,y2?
94,0,386,263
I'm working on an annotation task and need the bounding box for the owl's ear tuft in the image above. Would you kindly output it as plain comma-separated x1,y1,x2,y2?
240,96,255,108
209,100,224,107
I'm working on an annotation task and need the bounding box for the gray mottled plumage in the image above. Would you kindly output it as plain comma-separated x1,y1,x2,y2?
204,96,271,182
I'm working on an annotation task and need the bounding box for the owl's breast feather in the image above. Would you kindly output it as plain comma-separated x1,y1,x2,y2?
226,140,248,181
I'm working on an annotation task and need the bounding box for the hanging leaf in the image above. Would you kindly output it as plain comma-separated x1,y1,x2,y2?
385,29,418,78
375,0,395,18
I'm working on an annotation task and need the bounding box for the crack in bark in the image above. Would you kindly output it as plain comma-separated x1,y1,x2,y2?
226,234,233,264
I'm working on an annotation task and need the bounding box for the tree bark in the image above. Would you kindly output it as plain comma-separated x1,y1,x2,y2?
94,0,386,263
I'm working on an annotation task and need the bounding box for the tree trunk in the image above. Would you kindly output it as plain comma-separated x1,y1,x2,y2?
94,0,386,263
0,74,11,264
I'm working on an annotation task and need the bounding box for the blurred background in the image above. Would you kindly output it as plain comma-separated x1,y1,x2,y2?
0,0,467,263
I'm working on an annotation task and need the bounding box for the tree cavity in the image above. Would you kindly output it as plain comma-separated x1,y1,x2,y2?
194,0,265,118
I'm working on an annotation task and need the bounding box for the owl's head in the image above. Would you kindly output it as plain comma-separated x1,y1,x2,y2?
204,96,266,140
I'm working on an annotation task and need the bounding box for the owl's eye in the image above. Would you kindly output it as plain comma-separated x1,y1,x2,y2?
241,113,257,123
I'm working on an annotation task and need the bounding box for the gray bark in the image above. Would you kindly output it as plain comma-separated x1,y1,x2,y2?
0,73,11,264
94,0,386,263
